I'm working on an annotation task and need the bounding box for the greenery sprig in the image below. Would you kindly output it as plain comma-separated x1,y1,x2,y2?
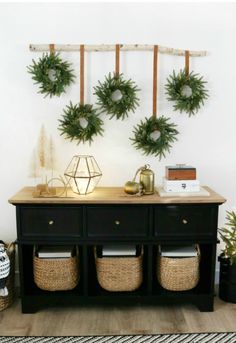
165,69,208,116
58,102,103,144
131,116,179,160
219,210,236,265
27,53,75,97
94,72,140,120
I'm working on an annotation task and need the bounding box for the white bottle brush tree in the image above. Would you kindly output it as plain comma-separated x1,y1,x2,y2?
29,125,57,185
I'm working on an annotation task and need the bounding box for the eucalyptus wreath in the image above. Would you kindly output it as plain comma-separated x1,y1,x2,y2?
27,53,75,97
58,102,104,144
165,69,209,116
131,116,179,160
94,72,140,120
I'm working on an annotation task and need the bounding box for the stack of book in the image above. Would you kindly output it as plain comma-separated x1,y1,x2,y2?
163,164,200,193
101,245,137,257
159,244,198,258
37,245,75,259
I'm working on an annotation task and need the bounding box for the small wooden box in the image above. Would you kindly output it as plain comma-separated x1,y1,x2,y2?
165,165,196,180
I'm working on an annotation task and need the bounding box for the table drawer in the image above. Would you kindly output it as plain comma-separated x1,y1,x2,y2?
86,205,149,237
20,206,82,238
154,205,217,238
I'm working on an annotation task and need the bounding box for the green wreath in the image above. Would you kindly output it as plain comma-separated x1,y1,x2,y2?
94,72,140,120
58,102,104,144
27,53,75,97
131,116,179,160
165,69,209,116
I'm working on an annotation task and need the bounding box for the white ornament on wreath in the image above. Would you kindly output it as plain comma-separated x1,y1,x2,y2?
180,85,193,98
78,117,89,129
111,89,123,102
150,130,161,141
47,69,58,82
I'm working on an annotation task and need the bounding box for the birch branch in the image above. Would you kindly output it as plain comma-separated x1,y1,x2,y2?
29,44,208,57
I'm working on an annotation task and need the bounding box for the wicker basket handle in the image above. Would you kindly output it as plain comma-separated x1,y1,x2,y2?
0,240,16,254
6,242,15,254
196,244,201,260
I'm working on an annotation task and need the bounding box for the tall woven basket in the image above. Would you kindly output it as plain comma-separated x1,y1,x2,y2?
94,246,143,292
0,242,15,311
33,247,79,291
157,245,200,291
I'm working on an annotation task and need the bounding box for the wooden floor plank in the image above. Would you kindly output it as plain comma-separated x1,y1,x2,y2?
0,297,236,336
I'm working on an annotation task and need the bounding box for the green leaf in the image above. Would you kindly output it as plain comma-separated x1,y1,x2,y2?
218,210,236,264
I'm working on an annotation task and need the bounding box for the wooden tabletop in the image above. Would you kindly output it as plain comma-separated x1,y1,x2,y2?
8,186,226,205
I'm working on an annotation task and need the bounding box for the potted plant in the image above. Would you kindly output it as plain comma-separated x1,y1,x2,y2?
218,210,236,303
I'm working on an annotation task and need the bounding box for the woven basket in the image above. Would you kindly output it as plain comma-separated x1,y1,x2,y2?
157,245,200,291
0,242,15,311
33,246,79,291
94,246,143,292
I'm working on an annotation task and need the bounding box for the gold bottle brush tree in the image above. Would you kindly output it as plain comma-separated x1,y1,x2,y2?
29,125,62,196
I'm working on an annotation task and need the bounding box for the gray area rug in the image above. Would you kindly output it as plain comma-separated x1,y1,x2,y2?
0,333,236,343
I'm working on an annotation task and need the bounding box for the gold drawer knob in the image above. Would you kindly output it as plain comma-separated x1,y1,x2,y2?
115,220,120,226
182,219,188,225
48,220,54,225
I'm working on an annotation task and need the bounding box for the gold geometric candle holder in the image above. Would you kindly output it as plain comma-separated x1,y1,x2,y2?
64,155,102,195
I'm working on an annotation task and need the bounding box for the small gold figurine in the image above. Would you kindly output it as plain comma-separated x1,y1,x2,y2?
124,164,155,195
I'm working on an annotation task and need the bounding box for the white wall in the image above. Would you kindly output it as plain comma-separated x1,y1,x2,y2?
0,2,236,244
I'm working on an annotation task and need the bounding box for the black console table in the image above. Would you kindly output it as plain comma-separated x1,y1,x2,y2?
9,186,225,313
